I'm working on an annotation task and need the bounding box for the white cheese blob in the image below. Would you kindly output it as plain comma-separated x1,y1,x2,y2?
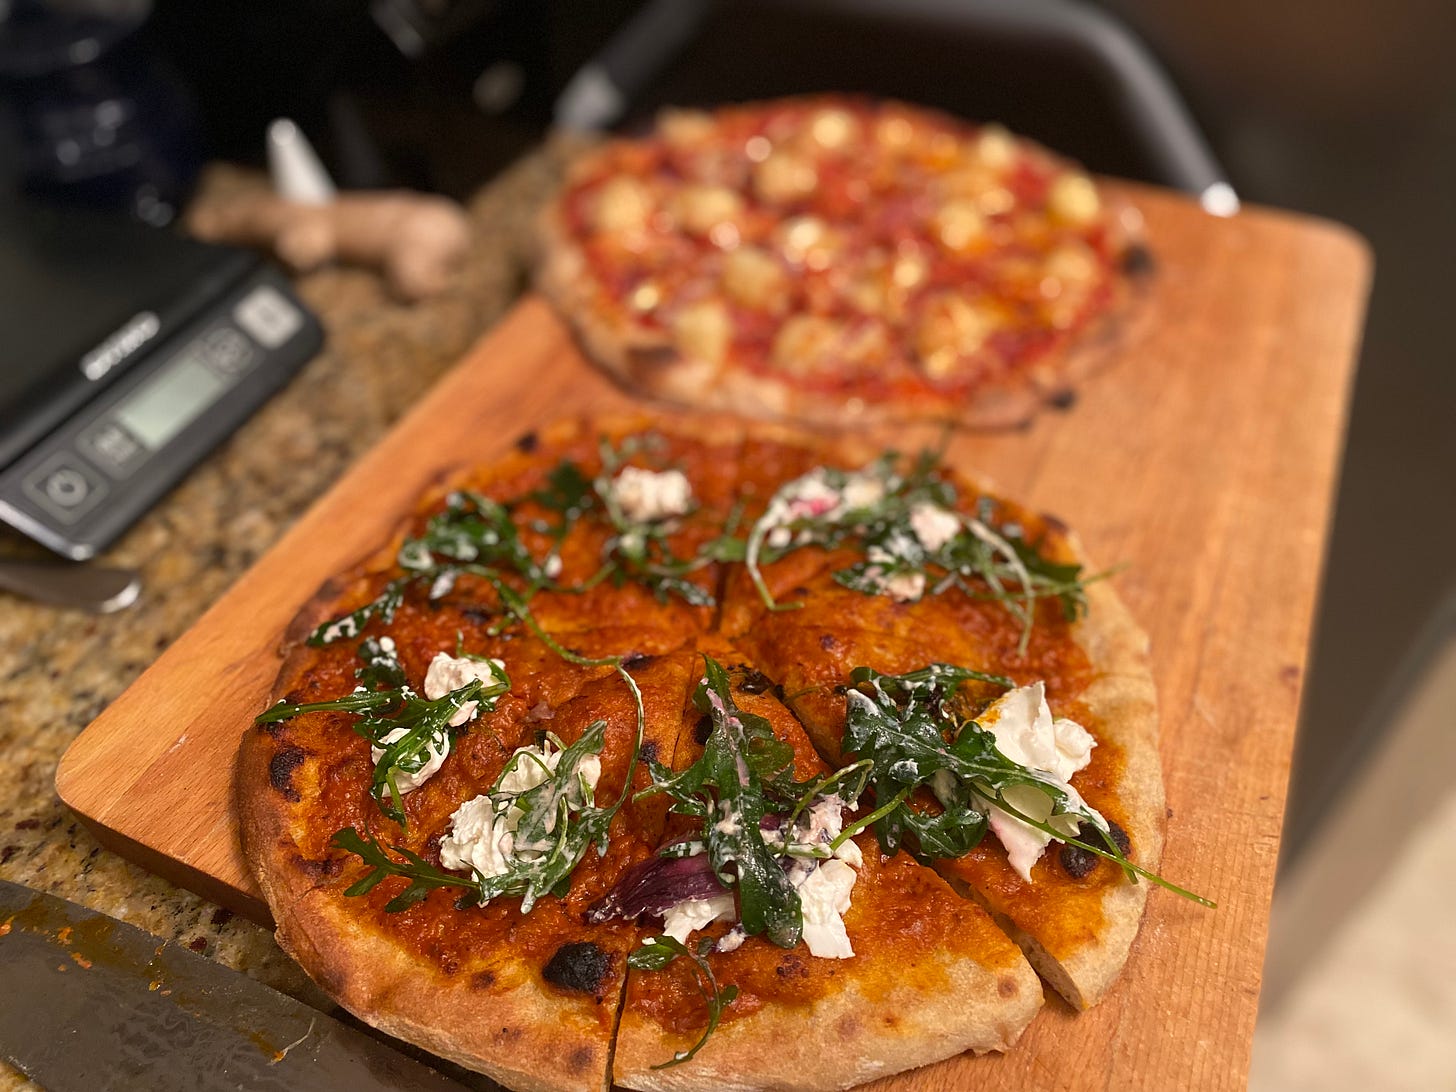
423,652,507,727
611,466,693,523
658,794,862,958
715,927,747,953
789,794,864,868
975,681,1106,882
438,741,600,887
662,893,737,945
908,502,962,553
781,795,861,958
864,546,926,603
437,792,515,879
371,726,449,797
838,474,886,512
791,858,857,958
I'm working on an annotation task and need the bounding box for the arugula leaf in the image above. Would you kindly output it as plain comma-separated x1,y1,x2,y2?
837,665,1215,907
308,578,409,646
627,936,739,1068
331,826,483,913
636,657,808,949
739,453,1100,650
590,441,719,606
255,645,510,827
356,636,407,690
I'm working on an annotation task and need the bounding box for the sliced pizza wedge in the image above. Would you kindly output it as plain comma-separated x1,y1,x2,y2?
242,620,702,1091
609,647,1042,1091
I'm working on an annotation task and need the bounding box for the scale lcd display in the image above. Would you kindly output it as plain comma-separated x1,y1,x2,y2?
113,352,230,450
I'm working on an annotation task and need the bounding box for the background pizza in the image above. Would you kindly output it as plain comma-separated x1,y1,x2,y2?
238,415,1170,1091
539,98,1150,427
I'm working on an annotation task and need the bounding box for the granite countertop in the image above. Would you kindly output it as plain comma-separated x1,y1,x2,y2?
0,146,575,1090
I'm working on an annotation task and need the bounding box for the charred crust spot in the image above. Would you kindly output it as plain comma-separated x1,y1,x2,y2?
187,937,207,953
293,854,343,879
542,941,612,998
998,975,1019,998
1060,843,1097,878
622,651,653,668
461,606,493,626
775,953,809,980
1122,242,1156,277
567,1046,595,1074
258,721,284,737
1047,388,1078,411
693,714,713,744
819,633,838,651
639,740,660,763
515,430,539,453
1108,819,1132,855
1060,819,1133,878
733,665,776,694
471,970,497,990
268,746,306,802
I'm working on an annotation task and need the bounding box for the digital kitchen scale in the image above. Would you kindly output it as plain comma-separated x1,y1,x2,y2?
0,202,323,560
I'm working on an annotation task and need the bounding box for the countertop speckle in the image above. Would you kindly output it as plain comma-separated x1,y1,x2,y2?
0,146,574,1090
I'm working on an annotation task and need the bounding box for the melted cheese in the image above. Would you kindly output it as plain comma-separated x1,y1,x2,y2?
370,725,449,797
792,859,857,958
423,652,507,727
611,466,693,523
661,893,737,945
673,184,743,236
753,150,818,205
722,246,788,312
438,741,601,886
915,294,996,378
974,682,1106,882
672,299,731,364
1049,172,1101,225
591,177,652,234
908,502,961,553
772,315,842,375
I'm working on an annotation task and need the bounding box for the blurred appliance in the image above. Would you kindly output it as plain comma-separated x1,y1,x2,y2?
0,0,203,224
0,202,322,560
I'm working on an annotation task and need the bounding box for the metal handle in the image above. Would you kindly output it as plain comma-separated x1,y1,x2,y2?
0,558,141,612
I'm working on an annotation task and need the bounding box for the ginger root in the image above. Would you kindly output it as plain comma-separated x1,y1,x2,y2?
188,191,472,301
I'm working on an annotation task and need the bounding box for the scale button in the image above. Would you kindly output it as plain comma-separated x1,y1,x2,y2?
199,326,256,377
22,454,108,524
233,285,303,349
79,419,147,477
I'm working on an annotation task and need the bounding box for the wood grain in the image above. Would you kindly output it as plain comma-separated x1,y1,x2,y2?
56,184,1369,1091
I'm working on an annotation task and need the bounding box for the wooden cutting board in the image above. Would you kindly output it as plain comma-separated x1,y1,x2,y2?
58,184,1369,1091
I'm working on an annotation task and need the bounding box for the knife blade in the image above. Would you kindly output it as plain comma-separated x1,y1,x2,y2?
0,880,474,1091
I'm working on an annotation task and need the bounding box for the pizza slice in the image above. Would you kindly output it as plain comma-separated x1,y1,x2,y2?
713,446,1165,1011
605,646,1043,1090
241,619,703,1091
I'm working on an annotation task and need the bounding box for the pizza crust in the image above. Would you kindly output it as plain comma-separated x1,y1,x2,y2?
274,886,626,1092
614,957,1041,1092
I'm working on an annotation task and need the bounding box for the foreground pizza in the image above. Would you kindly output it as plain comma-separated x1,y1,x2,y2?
539,98,1149,428
239,416,1169,1091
